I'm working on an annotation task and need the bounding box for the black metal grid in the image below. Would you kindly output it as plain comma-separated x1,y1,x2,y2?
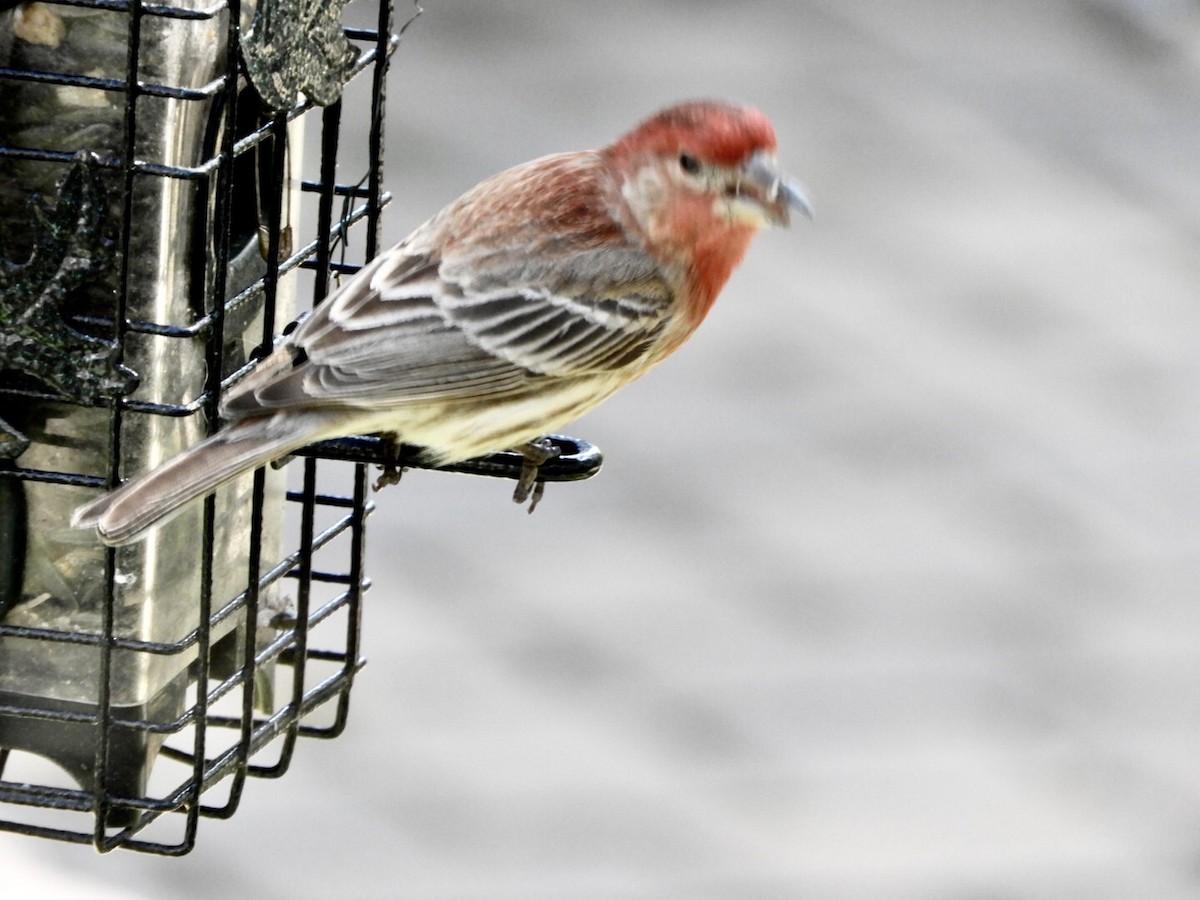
0,0,601,855
0,0,396,854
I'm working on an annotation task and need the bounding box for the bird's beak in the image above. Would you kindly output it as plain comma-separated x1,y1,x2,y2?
743,149,813,227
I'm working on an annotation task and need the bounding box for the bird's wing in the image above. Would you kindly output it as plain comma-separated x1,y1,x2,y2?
220,234,674,417
221,150,677,417
432,240,676,376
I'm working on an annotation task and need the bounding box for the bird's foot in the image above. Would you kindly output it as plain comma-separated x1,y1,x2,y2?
373,432,406,491
514,437,561,514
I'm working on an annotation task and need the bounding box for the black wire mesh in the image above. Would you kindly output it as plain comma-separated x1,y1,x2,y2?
0,0,601,856
0,0,394,855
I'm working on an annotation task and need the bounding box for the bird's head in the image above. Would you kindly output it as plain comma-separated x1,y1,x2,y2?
605,100,810,322
607,99,810,240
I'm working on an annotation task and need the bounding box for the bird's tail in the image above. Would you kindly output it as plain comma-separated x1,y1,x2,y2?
71,411,337,546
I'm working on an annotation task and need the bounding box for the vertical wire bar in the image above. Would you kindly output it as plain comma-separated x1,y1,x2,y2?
173,0,242,852
288,458,317,731
312,99,343,307
204,106,290,809
93,0,146,852
248,455,316,776
331,461,368,736
241,111,308,779
364,0,393,259
255,112,290,341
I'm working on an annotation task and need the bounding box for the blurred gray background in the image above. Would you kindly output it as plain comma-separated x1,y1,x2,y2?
7,0,1200,896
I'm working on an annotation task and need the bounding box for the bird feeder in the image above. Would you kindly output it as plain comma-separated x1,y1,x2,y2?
0,0,602,854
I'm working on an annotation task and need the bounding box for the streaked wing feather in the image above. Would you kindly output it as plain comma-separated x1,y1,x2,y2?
434,241,675,376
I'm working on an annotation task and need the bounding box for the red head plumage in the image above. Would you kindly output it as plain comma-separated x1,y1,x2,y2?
608,99,778,167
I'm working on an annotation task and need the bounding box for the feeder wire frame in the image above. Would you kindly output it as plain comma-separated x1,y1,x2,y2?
0,0,397,855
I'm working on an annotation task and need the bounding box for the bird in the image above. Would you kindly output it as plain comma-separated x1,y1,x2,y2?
71,99,811,546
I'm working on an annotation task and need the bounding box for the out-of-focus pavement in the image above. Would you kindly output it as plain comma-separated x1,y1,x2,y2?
7,0,1200,896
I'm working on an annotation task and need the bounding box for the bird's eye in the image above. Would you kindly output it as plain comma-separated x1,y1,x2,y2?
678,153,701,174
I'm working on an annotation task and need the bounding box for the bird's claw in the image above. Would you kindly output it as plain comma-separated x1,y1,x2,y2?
514,437,560,513
373,466,404,492
373,432,405,492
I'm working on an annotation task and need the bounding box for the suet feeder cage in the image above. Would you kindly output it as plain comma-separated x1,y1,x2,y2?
0,0,602,854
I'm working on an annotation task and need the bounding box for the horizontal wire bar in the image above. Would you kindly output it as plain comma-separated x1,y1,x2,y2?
32,0,229,19
0,65,225,101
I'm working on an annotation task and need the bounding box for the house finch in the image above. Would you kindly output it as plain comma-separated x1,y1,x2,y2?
72,99,810,545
